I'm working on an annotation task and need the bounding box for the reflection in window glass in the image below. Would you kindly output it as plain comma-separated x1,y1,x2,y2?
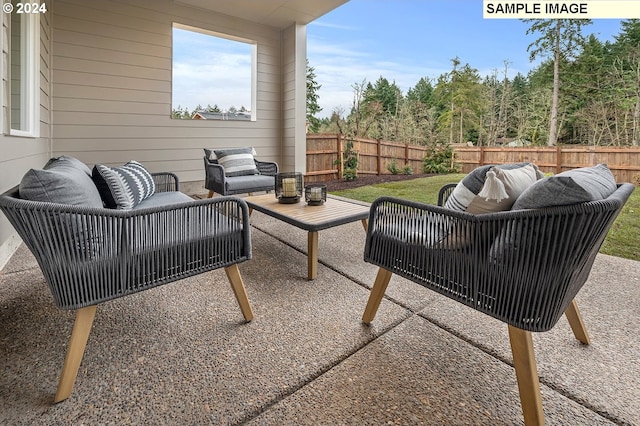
172,24,255,121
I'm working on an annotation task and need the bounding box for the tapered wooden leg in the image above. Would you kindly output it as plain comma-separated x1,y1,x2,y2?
508,325,545,426
54,305,97,403
308,231,319,280
361,219,368,232
565,299,590,345
362,267,393,323
225,264,254,321
207,190,214,198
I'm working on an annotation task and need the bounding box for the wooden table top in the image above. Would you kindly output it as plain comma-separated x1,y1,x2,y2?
243,194,370,232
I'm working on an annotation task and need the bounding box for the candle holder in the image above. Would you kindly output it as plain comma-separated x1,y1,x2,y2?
275,172,303,203
305,184,327,206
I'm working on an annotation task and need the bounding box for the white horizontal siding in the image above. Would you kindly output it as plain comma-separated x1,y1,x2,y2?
52,0,285,180
0,10,51,261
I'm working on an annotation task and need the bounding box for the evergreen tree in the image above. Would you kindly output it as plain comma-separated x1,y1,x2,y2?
306,59,323,133
406,77,433,105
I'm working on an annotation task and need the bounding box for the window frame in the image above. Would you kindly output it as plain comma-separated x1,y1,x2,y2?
9,12,40,138
172,23,257,122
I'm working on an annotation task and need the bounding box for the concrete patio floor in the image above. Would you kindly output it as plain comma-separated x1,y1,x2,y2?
1,209,639,425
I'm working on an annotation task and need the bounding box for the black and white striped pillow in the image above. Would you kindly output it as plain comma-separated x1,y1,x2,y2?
214,147,259,177
93,161,155,209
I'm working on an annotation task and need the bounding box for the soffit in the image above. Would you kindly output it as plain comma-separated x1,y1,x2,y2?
174,0,349,29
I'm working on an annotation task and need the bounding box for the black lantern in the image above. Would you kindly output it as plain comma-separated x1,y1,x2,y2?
305,184,327,206
275,172,303,203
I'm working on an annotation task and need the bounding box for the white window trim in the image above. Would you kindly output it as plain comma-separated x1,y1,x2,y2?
172,23,257,122
9,13,40,138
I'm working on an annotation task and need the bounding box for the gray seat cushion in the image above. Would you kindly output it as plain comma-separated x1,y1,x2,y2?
226,174,275,192
132,191,192,210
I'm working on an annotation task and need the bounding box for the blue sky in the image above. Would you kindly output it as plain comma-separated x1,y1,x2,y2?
307,0,625,117
172,1,626,118
172,27,253,113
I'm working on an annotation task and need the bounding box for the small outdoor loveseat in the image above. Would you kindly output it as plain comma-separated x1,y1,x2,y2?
0,156,254,402
361,163,634,425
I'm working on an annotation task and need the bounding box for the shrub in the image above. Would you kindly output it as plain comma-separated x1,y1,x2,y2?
334,139,359,181
423,145,459,174
387,159,401,174
402,165,414,175
343,168,358,181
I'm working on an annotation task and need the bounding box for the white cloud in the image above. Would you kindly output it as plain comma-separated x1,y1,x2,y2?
172,28,252,111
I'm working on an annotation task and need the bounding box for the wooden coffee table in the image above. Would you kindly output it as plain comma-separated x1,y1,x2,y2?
244,193,370,280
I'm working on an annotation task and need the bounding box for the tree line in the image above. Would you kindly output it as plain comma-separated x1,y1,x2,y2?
308,19,640,147
172,104,249,119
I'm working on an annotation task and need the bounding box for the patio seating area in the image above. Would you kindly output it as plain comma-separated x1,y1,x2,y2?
1,207,639,425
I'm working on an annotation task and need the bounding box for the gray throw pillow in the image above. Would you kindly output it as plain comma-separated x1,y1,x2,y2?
490,164,618,264
44,155,92,176
19,158,103,207
93,161,156,209
512,163,617,210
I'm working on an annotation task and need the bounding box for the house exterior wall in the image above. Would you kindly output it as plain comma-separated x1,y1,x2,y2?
51,0,290,188
0,0,313,268
0,9,52,268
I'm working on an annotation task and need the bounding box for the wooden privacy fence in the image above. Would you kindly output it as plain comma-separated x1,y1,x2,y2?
306,134,429,183
454,146,640,184
305,134,640,184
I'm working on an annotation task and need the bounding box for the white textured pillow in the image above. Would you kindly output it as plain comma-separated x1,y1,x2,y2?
445,163,543,214
92,161,155,209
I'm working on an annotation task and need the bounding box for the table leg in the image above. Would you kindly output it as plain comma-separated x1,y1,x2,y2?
308,231,319,280
361,219,368,231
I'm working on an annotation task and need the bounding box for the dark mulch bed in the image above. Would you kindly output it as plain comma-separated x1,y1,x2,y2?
322,173,436,192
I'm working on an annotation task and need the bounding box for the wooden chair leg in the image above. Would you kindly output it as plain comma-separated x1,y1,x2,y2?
54,305,97,403
207,190,214,198
565,299,590,344
307,231,319,280
508,325,545,426
224,264,254,321
362,267,393,323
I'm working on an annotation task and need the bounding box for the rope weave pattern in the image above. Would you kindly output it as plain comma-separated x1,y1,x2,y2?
0,172,251,310
364,183,634,332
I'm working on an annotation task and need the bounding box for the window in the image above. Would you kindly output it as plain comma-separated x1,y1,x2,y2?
9,10,40,136
172,23,256,121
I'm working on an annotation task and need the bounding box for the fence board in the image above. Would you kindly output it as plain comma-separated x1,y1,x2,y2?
454,146,640,183
306,135,640,184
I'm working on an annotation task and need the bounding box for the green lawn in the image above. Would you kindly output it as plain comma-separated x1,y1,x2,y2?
331,174,639,262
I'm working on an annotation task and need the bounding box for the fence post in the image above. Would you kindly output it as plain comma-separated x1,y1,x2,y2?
377,139,382,175
405,143,409,167
556,146,562,174
337,134,344,180
479,146,485,166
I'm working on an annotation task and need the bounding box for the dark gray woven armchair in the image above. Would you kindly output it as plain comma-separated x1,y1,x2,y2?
0,172,254,402
204,148,278,197
362,183,634,425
